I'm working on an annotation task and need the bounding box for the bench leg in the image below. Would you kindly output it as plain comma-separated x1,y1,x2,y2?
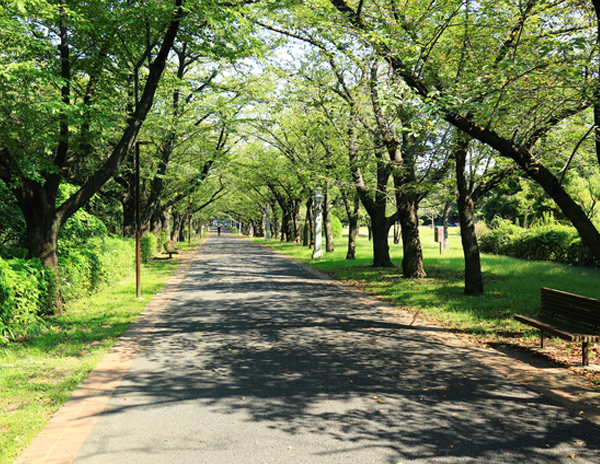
582,342,589,366
541,330,547,349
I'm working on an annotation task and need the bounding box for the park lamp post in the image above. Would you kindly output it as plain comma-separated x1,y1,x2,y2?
134,140,152,299
312,188,324,259
134,141,142,299
265,206,271,241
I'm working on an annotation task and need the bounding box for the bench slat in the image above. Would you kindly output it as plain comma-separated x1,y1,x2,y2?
538,307,600,329
513,315,600,343
542,287,600,309
540,288,600,328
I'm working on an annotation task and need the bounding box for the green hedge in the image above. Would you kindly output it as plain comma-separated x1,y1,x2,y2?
141,234,158,263
58,236,134,303
330,216,343,239
479,221,598,267
0,236,135,343
0,258,55,342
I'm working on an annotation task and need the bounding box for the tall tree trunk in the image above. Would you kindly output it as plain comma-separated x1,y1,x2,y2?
172,213,183,242
257,213,265,238
122,192,135,237
455,136,484,295
152,211,164,254
304,197,313,247
343,193,360,260
285,210,295,242
280,211,288,242
271,210,280,240
398,195,426,278
21,200,63,313
371,213,394,267
393,222,401,245
324,190,334,252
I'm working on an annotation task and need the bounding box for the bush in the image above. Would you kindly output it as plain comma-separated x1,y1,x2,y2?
58,236,134,305
0,257,54,342
141,234,158,263
330,215,343,239
513,224,576,263
59,208,108,244
1,235,135,342
478,219,524,256
479,220,593,266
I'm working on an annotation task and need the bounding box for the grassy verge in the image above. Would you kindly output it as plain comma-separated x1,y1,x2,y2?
0,241,199,464
253,228,600,375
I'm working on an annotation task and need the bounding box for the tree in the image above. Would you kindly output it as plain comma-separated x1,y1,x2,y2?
0,0,265,311
453,134,514,294
0,0,186,311
325,0,600,264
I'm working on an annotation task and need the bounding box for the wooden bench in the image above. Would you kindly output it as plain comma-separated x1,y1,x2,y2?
514,288,600,366
164,242,179,259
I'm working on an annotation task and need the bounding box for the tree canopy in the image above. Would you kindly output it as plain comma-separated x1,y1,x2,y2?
2,0,600,308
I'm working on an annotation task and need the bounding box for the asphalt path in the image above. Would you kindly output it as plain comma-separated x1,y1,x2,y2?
72,233,600,464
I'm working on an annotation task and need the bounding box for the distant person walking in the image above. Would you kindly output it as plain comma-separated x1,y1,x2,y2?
217,225,221,236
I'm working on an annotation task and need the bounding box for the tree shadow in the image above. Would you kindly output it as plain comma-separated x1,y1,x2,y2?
74,237,600,464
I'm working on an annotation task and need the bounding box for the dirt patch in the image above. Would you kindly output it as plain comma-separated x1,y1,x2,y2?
479,336,600,385
377,303,600,386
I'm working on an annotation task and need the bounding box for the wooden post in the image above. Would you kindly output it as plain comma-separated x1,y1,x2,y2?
434,226,444,256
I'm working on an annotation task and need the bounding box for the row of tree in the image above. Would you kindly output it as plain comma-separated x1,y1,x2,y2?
223,0,600,296
2,0,600,310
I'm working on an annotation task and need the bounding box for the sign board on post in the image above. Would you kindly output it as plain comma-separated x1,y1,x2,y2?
435,226,444,255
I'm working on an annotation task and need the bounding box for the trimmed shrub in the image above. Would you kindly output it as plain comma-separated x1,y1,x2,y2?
0,258,54,342
141,234,158,263
85,236,134,289
1,236,135,342
478,220,524,256
58,236,133,304
479,220,595,267
59,237,133,303
512,224,576,263
330,216,343,239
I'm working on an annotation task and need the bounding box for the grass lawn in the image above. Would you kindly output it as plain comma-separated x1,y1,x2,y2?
0,241,199,464
253,227,600,379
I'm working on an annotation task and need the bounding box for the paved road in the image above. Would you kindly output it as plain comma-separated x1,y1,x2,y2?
71,233,600,464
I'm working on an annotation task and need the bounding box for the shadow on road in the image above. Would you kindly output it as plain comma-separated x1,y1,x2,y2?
77,236,600,464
